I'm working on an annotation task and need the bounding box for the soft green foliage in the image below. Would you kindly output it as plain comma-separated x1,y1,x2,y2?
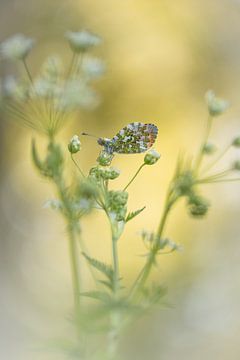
2,31,240,360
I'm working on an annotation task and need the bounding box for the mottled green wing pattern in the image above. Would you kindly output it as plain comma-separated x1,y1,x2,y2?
111,122,158,154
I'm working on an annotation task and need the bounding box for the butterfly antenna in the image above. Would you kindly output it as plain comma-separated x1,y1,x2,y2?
81,132,99,139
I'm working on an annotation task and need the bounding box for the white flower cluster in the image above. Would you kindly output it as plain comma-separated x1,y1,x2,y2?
65,30,101,52
0,34,34,61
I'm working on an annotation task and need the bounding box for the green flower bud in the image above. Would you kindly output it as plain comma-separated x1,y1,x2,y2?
107,191,128,221
202,142,217,155
98,167,120,180
97,151,114,166
65,30,101,53
232,137,240,148
174,171,195,196
188,195,210,218
233,160,240,171
0,34,35,61
205,90,229,117
68,135,81,154
144,149,161,165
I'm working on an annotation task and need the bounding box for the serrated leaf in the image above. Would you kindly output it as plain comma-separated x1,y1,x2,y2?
126,206,146,223
80,291,111,303
82,252,114,282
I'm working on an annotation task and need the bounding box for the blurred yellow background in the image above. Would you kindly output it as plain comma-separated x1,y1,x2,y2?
1,0,240,359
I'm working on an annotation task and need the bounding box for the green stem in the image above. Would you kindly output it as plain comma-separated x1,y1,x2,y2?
112,232,119,294
22,59,34,85
67,223,81,316
198,169,232,183
201,143,232,174
198,177,240,184
71,154,85,177
194,115,213,172
66,53,77,79
123,163,145,191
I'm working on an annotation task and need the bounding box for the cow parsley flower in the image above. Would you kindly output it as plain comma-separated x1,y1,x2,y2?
82,57,105,79
65,30,101,53
205,90,229,117
0,34,35,61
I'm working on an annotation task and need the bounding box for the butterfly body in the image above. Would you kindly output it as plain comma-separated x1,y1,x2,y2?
97,122,158,154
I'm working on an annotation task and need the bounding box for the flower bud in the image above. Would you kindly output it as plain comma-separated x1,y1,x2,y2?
202,142,217,155
144,149,161,165
97,151,114,166
68,135,81,154
99,167,120,180
232,137,240,148
174,171,195,196
188,195,210,218
205,90,229,117
65,30,101,53
233,160,240,171
0,34,35,61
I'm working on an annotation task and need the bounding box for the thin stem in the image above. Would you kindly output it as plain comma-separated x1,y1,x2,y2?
112,232,119,294
22,59,34,85
201,143,232,174
67,223,81,316
123,163,145,191
198,169,232,183
194,115,213,172
198,177,240,184
71,154,85,177
66,53,77,79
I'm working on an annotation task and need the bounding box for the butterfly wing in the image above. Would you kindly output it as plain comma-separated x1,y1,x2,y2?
111,122,158,154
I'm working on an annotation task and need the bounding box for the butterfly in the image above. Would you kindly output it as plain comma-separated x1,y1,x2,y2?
83,122,158,155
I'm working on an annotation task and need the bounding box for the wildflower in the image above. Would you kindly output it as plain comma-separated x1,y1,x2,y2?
3,76,29,101
232,136,240,148
57,79,99,111
31,77,62,99
188,194,210,218
68,135,81,154
144,149,161,165
0,34,35,61
65,30,101,53
205,90,228,117
97,151,114,166
202,142,217,155
82,57,105,79
41,55,63,80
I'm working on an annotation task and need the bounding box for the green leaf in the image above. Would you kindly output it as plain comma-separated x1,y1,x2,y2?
31,139,45,173
126,206,146,222
80,291,111,303
82,252,114,282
